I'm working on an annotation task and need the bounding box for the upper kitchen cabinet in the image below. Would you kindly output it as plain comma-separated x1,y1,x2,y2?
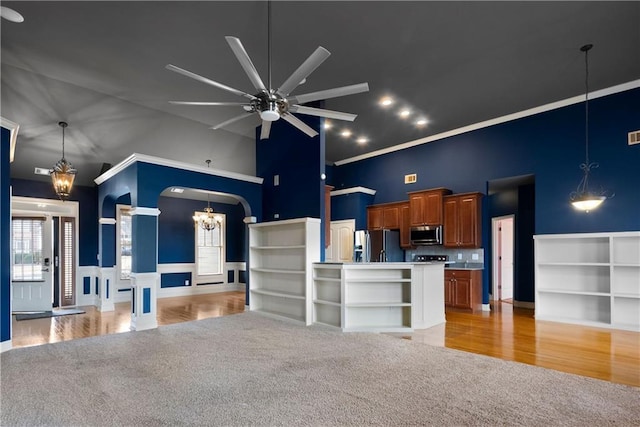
367,202,403,230
408,188,452,226
443,192,482,248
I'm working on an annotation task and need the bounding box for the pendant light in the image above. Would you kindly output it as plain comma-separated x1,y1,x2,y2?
193,160,222,231
50,121,77,201
569,44,612,212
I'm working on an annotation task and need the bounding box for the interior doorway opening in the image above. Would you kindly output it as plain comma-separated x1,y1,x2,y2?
492,215,514,302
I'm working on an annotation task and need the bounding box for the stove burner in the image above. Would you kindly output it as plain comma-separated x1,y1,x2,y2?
413,254,448,262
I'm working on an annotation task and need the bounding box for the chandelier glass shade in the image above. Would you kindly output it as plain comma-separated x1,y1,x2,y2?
193,207,222,231
193,160,222,231
50,121,77,201
569,44,611,212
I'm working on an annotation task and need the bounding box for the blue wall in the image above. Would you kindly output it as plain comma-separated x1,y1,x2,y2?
1,128,11,343
256,113,327,249
331,191,374,230
331,89,640,234
157,196,246,264
330,88,640,304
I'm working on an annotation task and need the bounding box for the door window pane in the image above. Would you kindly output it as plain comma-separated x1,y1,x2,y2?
12,218,44,281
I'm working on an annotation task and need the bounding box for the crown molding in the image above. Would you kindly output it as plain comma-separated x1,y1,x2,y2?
94,153,264,185
330,186,377,196
0,117,20,163
334,79,640,166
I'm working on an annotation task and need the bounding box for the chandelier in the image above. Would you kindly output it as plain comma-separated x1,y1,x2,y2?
50,121,77,201
193,160,222,231
569,44,612,212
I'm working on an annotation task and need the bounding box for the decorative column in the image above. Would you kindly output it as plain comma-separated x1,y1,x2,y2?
129,207,160,331
97,217,116,312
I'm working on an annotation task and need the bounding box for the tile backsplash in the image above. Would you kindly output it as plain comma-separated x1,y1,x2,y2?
405,246,484,264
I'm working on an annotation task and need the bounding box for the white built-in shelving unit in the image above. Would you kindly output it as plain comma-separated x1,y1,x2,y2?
313,263,414,332
534,231,640,331
249,217,321,325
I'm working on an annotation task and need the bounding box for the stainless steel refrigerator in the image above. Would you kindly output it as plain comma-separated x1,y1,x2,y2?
353,229,404,262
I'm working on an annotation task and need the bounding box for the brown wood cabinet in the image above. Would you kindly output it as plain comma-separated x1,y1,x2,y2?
408,188,452,226
367,205,383,230
367,202,403,230
399,202,411,248
324,185,333,248
367,201,411,248
443,192,482,248
444,269,482,311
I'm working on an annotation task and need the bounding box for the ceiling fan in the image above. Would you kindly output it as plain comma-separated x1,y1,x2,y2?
165,3,369,140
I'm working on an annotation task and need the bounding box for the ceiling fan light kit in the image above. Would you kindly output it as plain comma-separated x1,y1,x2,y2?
166,2,369,140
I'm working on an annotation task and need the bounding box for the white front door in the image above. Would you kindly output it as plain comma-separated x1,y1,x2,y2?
326,219,355,262
11,216,54,312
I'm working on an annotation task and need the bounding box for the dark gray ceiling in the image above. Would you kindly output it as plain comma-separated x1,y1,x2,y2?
2,1,639,186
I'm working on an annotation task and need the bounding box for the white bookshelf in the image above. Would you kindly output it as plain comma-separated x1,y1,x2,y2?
534,231,640,331
313,263,414,332
249,218,321,325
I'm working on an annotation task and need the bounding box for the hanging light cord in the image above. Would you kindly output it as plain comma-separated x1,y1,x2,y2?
267,0,272,93
583,45,590,167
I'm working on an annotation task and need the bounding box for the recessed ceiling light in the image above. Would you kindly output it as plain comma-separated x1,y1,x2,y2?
170,188,184,193
34,167,51,176
415,118,429,127
341,130,352,138
356,137,369,144
399,109,411,118
324,120,333,130
379,97,394,107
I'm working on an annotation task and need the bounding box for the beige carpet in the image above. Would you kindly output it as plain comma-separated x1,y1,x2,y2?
1,312,638,426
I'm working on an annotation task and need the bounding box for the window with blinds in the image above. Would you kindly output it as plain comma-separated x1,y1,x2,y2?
12,217,44,281
61,217,75,305
118,207,132,280
195,214,225,276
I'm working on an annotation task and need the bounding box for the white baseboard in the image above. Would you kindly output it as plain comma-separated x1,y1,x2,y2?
513,300,535,309
0,339,12,353
158,283,244,299
482,303,491,312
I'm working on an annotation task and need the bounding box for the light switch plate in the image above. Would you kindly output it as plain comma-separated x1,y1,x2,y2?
457,253,463,260
472,254,479,260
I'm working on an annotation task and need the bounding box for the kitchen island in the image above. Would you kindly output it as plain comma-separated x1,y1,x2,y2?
312,262,445,332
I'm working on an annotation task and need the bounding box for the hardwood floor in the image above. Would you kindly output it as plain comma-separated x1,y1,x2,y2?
10,292,639,387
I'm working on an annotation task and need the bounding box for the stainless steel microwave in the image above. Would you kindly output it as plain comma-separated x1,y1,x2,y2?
410,225,443,246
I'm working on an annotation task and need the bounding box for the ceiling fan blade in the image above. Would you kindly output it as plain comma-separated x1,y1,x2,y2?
169,101,250,106
276,47,331,97
281,113,319,138
289,105,357,122
166,64,255,100
260,120,272,140
210,113,254,130
288,83,370,105
225,36,268,93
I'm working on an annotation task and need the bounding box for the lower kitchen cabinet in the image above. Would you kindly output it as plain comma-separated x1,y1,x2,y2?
444,269,482,311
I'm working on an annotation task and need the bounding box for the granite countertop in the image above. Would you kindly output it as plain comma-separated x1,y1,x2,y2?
445,262,484,270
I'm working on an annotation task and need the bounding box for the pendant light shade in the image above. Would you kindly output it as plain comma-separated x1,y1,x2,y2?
50,121,77,201
569,44,612,212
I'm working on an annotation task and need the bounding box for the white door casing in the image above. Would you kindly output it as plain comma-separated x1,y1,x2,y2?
12,216,54,312
500,217,514,300
492,215,515,301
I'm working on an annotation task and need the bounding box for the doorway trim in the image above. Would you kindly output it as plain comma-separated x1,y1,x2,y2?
491,214,515,302
10,196,80,315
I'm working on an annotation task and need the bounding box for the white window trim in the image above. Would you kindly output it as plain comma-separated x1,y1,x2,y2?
194,212,225,284
116,204,132,285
